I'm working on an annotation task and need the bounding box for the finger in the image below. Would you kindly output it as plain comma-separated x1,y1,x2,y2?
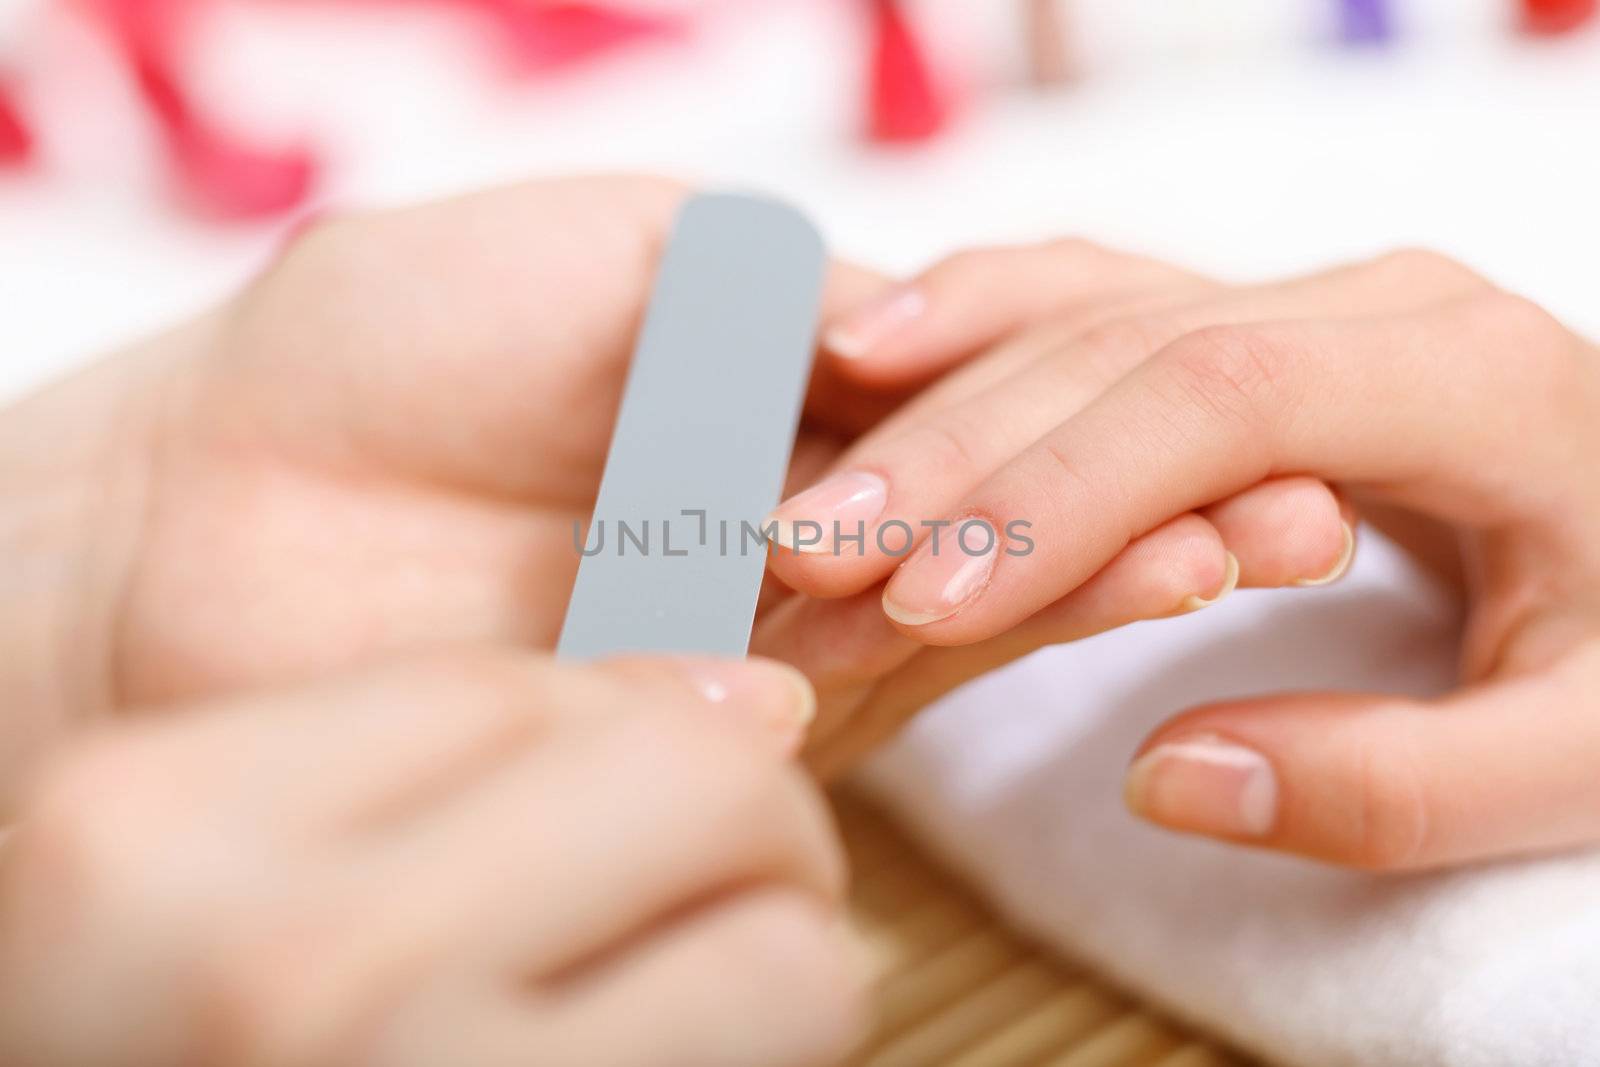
359,700,846,977
799,261,920,437
521,890,865,1067
769,262,1485,600
757,433,851,621
817,244,1483,395
794,512,1232,779
880,296,1588,644
372,889,863,1067
103,651,811,833
1203,476,1356,589
769,314,1187,599
821,239,1207,387
1122,641,1600,868
833,247,1492,454
761,479,1350,773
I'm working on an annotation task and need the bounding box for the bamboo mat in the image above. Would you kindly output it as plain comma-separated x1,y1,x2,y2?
835,790,1254,1067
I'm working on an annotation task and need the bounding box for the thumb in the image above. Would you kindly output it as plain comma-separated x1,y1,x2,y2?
1122,646,1600,869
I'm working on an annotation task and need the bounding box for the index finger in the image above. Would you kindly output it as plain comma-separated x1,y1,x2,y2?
879,293,1588,643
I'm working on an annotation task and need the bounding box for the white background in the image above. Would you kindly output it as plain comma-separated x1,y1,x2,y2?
1,0,1597,400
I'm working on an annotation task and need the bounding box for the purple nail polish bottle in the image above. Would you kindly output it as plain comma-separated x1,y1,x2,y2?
1339,0,1394,44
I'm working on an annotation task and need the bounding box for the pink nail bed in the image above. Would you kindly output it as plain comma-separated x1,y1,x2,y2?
768,471,888,553
826,286,927,359
881,518,999,626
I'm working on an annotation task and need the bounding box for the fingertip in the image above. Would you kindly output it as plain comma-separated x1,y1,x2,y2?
616,656,817,756
1123,730,1279,839
1202,476,1355,589
823,284,928,364
1178,551,1240,613
1127,691,1444,868
1292,520,1356,587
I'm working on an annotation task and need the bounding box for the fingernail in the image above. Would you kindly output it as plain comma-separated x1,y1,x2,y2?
826,286,927,359
1293,521,1355,587
881,518,1000,627
766,471,888,555
1179,551,1239,612
679,659,816,753
1124,732,1278,838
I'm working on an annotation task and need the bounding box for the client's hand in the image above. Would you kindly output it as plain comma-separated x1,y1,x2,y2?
0,651,861,1067
765,244,1600,871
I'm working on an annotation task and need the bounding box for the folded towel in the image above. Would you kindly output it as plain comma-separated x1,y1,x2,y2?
859,533,1600,1067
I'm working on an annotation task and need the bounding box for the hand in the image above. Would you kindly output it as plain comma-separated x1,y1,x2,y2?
0,175,895,794
764,245,1600,872
758,241,1365,775
0,651,862,1067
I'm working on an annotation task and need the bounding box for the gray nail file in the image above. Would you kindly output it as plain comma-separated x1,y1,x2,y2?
556,193,826,659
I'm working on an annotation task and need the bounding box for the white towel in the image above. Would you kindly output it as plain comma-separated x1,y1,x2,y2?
859,533,1600,1067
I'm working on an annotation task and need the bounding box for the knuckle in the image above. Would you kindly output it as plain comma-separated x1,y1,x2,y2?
1468,292,1582,394
1369,247,1486,291
1346,735,1431,870
1160,325,1290,429
902,415,988,477
1476,291,1568,349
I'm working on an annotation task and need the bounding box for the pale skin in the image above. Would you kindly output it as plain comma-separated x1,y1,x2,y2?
3,174,1595,1061
768,241,1600,871
1,175,880,1067
0,652,861,1067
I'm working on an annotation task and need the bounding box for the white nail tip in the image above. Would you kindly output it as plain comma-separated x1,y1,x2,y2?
763,519,832,554
1132,733,1278,836
825,328,869,360
1180,551,1240,612
880,595,958,628
1293,521,1356,587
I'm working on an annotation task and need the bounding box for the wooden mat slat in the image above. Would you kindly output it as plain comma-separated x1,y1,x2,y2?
837,790,1252,1067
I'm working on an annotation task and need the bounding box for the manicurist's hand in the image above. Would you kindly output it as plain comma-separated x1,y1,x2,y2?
0,651,861,1067
0,175,898,797
765,245,1600,872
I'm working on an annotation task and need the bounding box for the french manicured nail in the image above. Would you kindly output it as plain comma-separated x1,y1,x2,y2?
825,286,927,359
1293,521,1355,587
1124,732,1278,838
766,471,888,554
680,659,816,753
881,518,1000,626
1180,551,1239,612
